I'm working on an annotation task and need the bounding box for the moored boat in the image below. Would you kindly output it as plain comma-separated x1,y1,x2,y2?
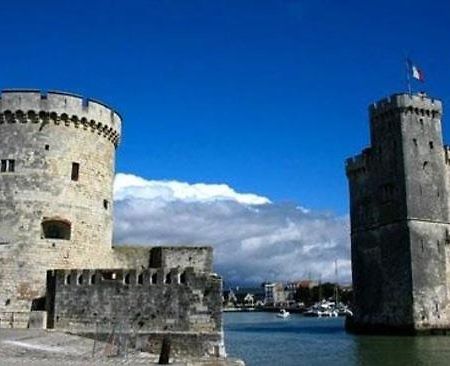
276,309,290,318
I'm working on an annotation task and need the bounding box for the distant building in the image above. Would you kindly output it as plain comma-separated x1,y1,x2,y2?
264,282,286,306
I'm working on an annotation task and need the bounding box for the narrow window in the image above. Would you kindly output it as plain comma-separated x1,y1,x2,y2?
91,274,96,285
137,273,143,285
65,274,71,285
413,138,417,146
103,199,109,210
77,274,83,285
45,144,50,151
0,160,6,172
42,219,71,240
151,272,157,285
165,273,172,284
180,272,187,285
429,141,434,150
124,273,130,285
8,160,14,172
71,162,79,181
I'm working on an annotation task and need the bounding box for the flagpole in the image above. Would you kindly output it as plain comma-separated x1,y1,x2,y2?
405,57,412,95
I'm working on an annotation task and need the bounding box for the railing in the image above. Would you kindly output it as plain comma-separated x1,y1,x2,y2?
0,311,30,328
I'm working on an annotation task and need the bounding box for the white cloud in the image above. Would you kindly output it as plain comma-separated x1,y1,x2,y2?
114,173,271,205
113,173,351,285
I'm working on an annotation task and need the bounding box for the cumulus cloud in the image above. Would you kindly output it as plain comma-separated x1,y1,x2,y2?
113,173,351,285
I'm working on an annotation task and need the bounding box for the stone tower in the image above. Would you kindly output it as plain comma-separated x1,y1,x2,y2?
346,93,450,334
0,90,121,314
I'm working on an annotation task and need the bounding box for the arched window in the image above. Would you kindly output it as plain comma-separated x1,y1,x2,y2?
124,273,131,285
42,219,71,240
180,272,187,285
165,273,172,284
137,273,143,285
151,272,157,285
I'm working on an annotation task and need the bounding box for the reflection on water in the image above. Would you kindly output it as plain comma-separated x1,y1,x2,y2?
224,312,450,366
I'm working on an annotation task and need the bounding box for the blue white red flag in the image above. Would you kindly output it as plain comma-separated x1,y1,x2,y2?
407,59,425,82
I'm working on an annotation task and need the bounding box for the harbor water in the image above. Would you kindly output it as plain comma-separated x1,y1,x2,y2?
224,312,450,366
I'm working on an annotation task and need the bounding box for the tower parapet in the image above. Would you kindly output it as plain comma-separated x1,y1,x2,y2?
0,90,121,146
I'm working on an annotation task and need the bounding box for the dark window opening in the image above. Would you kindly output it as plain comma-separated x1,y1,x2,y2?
165,273,172,284
124,273,131,285
413,138,418,146
8,160,14,172
71,162,79,181
0,159,14,172
45,144,50,151
5,299,10,306
151,272,157,284
137,273,143,285
91,274,96,285
103,199,109,210
31,297,46,311
77,275,84,285
429,141,434,149
65,275,71,285
42,219,71,240
180,272,187,284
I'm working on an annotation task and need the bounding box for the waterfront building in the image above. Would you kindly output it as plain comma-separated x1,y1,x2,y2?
264,282,286,307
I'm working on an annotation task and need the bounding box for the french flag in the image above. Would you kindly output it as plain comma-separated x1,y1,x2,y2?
408,59,425,82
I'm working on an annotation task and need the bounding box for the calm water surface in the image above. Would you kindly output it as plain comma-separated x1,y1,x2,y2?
224,312,450,366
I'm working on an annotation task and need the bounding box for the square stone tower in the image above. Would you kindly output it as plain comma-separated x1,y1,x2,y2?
346,93,450,334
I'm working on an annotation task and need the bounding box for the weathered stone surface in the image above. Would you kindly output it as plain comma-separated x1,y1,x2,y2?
0,90,120,316
0,89,230,361
346,93,450,334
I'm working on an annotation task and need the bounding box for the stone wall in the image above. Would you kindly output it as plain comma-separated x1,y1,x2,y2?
46,267,225,358
149,247,213,273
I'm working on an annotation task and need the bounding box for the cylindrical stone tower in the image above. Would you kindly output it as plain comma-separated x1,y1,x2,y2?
0,90,121,318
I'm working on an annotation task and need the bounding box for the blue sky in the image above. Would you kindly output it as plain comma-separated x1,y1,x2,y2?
2,1,450,283
2,0,450,214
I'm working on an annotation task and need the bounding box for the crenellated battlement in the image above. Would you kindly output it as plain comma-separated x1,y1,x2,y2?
53,267,220,288
0,90,121,147
345,148,372,177
369,93,442,121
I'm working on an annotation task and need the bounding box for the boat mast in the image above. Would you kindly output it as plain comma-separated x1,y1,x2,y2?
334,259,339,304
